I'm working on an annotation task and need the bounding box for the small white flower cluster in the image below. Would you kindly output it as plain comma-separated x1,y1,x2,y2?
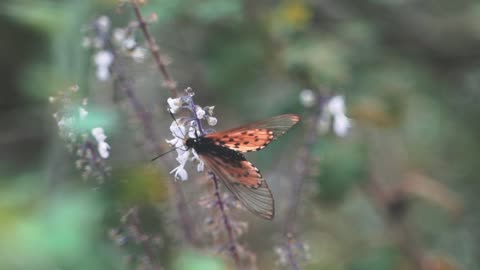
300,89,352,137
83,15,150,81
275,239,311,267
50,85,111,181
162,88,218,181
91,127,111,159
82,16,115,81
113,27,147,63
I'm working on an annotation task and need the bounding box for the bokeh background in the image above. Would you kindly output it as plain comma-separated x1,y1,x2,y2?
1,0,480,269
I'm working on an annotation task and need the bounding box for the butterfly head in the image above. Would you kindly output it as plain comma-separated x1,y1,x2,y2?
185,137,196,149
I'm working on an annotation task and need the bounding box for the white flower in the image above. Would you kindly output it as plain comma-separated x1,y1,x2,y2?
205,106,215,115
332,114,351,137
170,150,190,181
79,107,88,119
96,16,110,34
94,50,114,81
165,120,205,181
327,96,346,116
326,95,351,137
170,165,188,181
299,89,316,108
206,116,217,126
167,97,182,113
191,149,204,172
113,28,126,44
130,47,146,63
91,127,111,159
195,106,206,119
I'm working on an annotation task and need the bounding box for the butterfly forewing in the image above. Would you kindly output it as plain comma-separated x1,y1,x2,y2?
205,114,300,152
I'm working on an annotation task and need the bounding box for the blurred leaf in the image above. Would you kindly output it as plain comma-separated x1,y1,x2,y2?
138,0,185,23
2,2,68,33
204,30,266,95
401,172,463,217
111,165,170,205
0,176,123,270
421,255,459,270
285,37,351,85
173,250,226,270
350,95,404,128
314,138,367,202
271,0,313,32
191,0,242,23
348,248,399,270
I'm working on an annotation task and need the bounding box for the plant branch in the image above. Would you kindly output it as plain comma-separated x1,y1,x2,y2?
282,91,329,270
210,172,241,269
129,0,178,97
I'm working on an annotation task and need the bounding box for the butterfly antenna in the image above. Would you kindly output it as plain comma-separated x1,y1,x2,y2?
151,147,178,161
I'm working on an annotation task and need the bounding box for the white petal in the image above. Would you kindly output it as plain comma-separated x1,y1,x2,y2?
94,50,114,67
333,115,351,137
167,98,182,113
205,106,215,115
187,126,196,138
176,167,188,181
169,121,185,138
79,107,88,119
207,116,217,126
96,67,110,81
92,127,107,141
170,165,188,181
299,89,316,108
131,47,146,62
113,28,126,43
123,37,136,50
165,137,180,146
327,96,346,116
195,106,206,119
197,161,204,172
96,16,111,33
98,141,111,158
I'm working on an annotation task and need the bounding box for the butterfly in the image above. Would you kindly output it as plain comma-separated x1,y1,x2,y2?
185,114,300,220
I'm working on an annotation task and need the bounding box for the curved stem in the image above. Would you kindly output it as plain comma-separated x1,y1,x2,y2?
210,172,241,269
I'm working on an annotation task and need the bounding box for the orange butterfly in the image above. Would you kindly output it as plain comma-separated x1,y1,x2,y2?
185,114,300,219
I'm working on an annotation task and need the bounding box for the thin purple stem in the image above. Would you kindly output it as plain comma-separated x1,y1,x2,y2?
188,97,205,136
210,172,241,269
129,0,178,97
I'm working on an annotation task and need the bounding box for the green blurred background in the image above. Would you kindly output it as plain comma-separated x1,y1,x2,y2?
1,0,480,269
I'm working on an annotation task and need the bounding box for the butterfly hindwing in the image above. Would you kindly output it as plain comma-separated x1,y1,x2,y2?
205,114,300,152
200,151,275,220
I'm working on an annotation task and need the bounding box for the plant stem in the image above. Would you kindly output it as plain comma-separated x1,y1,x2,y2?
283,92,329,270
210,172,241,269
130,0,178,97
